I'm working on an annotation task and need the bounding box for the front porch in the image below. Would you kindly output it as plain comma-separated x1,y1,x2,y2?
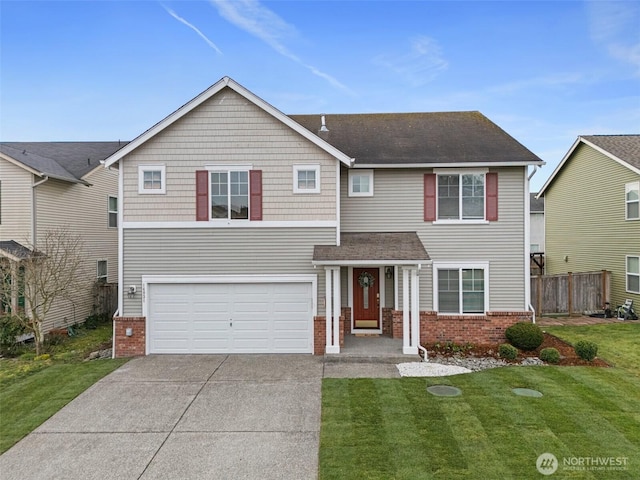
323,334,417,364
313,232,431,356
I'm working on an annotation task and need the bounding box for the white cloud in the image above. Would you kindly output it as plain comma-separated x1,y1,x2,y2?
164,6,223,55
373,35,448,86
587,0,640,75
209,0,350,92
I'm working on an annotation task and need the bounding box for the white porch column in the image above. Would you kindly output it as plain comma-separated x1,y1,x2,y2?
325,266,340,354
408,268,420,354
402,267,410,353
402,266,420,355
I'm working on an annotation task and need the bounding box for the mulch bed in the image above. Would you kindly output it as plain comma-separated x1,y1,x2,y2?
429,333,609,367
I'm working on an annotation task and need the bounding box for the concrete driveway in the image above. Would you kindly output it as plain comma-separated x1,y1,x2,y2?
1,354,345,480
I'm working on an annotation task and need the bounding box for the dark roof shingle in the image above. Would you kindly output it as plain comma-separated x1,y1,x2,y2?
582,135,640,170
0,142,128,181
290,112,542,166
313,232,430,263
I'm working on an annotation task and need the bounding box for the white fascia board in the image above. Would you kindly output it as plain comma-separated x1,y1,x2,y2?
537,137,581,196
538,136,640,197
581,137,640,176
104,76,354,168
0,153,42,177
354,161,545,169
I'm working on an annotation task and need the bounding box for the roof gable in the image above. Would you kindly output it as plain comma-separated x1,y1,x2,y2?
104,76,354,168
538,135,640,196
291,111,543,167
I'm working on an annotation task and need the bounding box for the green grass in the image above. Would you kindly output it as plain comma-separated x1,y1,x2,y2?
544,323,640,376
319,324,640,479
0,322,128,454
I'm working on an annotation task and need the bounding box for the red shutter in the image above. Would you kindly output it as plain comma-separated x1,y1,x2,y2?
249,170,262,221
486,172,498,221
195,170,209,221
424,173,436,221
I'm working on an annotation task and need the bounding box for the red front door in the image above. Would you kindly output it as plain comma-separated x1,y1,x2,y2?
353,268,380,329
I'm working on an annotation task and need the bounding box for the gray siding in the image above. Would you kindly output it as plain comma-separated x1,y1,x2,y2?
341,167,528,311
34,170,119,332
121,88,338,223
545,143,640,308
122,227,336,316
0,159,33,243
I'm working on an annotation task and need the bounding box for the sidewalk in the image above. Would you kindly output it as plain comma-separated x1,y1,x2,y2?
536,315,636,326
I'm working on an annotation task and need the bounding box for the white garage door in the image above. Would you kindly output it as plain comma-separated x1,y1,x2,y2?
148,282,313,354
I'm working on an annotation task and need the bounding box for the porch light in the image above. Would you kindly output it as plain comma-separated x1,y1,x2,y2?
385,267,393,279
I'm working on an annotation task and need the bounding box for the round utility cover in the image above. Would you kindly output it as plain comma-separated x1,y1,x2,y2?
512,388,543,397
427,385,462,397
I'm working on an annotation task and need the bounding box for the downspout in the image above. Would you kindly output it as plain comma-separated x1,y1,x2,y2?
525,166,539,321
31,175,49,247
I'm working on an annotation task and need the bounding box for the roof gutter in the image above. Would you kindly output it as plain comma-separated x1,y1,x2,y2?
312,259,432,266
353,161,545,169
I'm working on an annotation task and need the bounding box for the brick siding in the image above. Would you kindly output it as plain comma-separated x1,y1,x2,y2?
419,311,533,346
113,317,146,358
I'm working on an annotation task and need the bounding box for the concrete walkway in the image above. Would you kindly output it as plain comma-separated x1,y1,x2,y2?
536,315,637,326
0,354,400,480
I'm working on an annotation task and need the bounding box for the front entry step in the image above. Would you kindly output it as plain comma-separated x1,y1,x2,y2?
324,354,421,364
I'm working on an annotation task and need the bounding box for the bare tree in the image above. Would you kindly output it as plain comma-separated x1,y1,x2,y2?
0,228,88,354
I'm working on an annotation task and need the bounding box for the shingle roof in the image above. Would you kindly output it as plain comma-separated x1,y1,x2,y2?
290,112,543,166
0,240,34,260
313,232,430,264
0,142,127,182
582,135,640,170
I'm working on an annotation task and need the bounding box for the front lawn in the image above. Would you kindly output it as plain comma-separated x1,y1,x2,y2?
544,323,640,376
0,322,128,454
319,324,640,479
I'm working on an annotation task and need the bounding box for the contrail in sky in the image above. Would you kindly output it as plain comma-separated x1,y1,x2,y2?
164,6,223,55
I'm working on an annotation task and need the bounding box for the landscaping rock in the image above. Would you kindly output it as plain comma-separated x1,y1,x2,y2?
85,348,112,361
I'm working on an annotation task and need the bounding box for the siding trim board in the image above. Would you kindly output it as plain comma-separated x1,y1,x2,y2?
122,220,338,229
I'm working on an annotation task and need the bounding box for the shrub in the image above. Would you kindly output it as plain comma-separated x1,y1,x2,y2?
540,347,560,364
0,315,27,355
499,343,518,360
505,322,544,351
575,341,598,361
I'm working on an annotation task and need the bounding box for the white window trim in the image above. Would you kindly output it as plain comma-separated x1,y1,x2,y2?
138,165,166,194
97,260,108,281
293,164,320,194
625,181,639,221
108,195,118,228
208,167,251,222
626,255,640,294
348,169,374,197
433,262,490,315
433,168,488,223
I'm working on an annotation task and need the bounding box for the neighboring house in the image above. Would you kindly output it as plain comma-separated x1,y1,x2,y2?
104,77,544,357
0,142,122,333
530,193,545,275
530,193,545,253
538,135,640,311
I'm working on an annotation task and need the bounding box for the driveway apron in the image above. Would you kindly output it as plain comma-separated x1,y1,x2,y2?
0,355,323,480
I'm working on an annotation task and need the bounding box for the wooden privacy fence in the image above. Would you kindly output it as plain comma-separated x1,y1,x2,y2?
531,270,610,315
93,282,118,317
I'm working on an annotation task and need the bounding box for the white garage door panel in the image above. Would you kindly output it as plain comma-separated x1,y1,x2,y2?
148,282,312,354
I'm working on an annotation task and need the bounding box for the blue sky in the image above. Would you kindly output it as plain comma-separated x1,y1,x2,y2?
1,1,639,190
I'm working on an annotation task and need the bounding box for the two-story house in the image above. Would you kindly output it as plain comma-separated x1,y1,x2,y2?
104,77,544,357
0,142,122,333
538,135,640,311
